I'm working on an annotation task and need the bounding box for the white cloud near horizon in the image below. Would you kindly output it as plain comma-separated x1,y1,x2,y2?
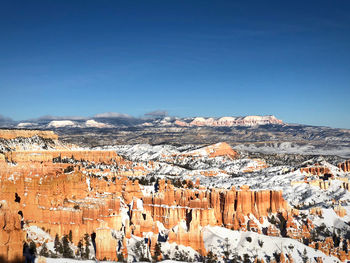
94,112,133,118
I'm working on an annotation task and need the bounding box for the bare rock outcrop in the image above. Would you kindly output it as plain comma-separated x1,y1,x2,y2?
338,160,350,172
0,201,24,262
0,129,58,140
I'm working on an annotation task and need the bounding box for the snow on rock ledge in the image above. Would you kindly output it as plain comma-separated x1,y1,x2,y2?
48,120,75,128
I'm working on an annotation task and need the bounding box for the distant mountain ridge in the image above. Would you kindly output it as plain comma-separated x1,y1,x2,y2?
175,115,283,127
2,114,283,129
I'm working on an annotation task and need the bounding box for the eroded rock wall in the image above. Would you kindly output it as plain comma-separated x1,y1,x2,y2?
0,129,58,140
0,201,24,262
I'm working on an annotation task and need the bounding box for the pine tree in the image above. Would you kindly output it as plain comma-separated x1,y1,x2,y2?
223,237,231,262
133,240,149,261
152,242,162,262
243,254,250,263
62,235,74,258
29,241,37,255
302,248,308,263
83,233,90,259
77,240,84,258
68,230,73,243
39,242,50,257
54,234,63,254
117,253,126,262
204,251,217,263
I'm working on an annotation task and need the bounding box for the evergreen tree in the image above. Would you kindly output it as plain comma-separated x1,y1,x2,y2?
83,233,91,260
39,242,50,257
152,242,162,262
133,240,149,261
29,241,37,255
204,251,217,263
62,235,74,258
332,231,340,247
243,254,250,263
117,253,126,262
68,230,73,243
277,212,287,237
54,234,63,254
302,248,308,263
77,240,84,258
223,237,231,262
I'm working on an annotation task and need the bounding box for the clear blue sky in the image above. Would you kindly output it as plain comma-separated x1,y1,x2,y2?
1,1,349,128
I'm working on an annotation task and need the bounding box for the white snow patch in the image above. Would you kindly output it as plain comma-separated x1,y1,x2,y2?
85,119,109,128
17,122,35,127
48,120,75,128
202,226,340,262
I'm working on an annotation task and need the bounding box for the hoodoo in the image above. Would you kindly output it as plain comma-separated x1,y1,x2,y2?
0,129,349,262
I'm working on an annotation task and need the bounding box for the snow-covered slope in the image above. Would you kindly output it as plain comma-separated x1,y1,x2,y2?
234,142,350,158
203,226,340,263
0,135,63,152
6,137,350,263
17,122,36,127
48,120,76,128
85,119,110,128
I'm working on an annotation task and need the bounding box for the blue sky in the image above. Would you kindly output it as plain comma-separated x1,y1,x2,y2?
0,1,349,128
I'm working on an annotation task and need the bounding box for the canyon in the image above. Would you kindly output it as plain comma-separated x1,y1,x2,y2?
0,129,350,262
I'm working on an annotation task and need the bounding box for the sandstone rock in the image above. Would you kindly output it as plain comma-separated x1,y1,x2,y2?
0,129,58,140
95,222,118,261
0,138,293,260
334,205,347,217
300,166,331,176
0,200,24,262
338,160,350,172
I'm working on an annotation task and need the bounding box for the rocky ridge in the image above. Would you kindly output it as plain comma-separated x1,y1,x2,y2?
176,115,283,127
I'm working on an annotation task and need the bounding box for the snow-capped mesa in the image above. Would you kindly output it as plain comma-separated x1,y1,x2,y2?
141,122,153,126
190,117,214,126
47,120,75,128
182,115,283,127
17,122,36,127
85,119,110,128
215,116,236,126
3,113,286,130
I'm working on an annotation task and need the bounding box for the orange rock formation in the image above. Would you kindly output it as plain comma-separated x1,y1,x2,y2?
0,201,24,262
0,129,58,140
204,142,239,159
300,166,331,176
338,160,350,172
3,129,347,262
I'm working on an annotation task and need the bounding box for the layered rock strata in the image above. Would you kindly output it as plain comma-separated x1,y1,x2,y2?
0,129,58,140
1,130,348,262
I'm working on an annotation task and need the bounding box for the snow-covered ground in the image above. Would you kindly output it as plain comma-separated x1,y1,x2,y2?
42,260,188,263
10,141,350,263
234,142,350,158
85,120,111,128
103,144,350,211
202,226,341,263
